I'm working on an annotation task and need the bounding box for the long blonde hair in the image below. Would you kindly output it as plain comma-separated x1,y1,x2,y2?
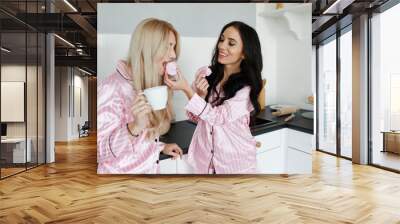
127,18,180,140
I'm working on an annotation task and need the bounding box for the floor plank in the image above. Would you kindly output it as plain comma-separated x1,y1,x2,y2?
0,134,399,223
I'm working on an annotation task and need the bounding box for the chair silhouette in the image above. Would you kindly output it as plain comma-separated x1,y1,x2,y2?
79,121,90,138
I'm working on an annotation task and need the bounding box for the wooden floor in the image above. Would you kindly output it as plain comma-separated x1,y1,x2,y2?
0,167,26,178
1,163,45,178
1,135,400,224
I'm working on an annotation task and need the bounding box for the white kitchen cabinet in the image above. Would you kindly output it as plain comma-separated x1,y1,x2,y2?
255,128,313,174
176,154,194,174
286,147,312,174
159,158,176,174
1,138,32,163
286,129,313,154
255,129,285,173
159,128,313,174
257,147,284,173
254,129,282,153
285,129,313,174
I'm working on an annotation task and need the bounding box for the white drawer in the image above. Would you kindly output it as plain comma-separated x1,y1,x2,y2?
176,154,194,174
257,146,284,174
159,158,177,174
286,129,313,154
255,129,283,154
287,146,312,174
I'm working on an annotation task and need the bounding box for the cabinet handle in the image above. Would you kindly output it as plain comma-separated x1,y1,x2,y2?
256,141,262,148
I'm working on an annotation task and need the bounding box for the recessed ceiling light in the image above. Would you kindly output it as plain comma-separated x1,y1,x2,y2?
78,67,92,76
54,34,75,48
63,0,78,12
1,47,11,53
322,0,354,15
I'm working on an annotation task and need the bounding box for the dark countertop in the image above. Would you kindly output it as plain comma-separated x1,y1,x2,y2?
159,121,197,160
255,107,314,135
159,106,314,160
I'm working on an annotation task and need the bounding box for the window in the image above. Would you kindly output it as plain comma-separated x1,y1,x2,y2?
0,1,47,179
370,2,400,171
318,36,337,155
340,29,352,158
390,74,400,130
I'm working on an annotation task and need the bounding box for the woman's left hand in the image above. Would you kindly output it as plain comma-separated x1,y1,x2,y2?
194,76,209,99
162,143,183,160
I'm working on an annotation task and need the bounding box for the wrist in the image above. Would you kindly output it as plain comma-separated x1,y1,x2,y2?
161,144,168,153
127,123,141,136
199,92,207,99
183,85,194,99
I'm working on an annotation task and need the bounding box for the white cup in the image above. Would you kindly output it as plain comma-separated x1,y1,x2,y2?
143,85,168,110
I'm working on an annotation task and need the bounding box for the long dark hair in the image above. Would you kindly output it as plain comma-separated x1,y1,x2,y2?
205,21,263,117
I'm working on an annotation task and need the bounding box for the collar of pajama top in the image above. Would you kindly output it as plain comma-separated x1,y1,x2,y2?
185,86,258,174
97,60,165,174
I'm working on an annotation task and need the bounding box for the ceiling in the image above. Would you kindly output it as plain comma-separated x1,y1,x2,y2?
0,0,392,76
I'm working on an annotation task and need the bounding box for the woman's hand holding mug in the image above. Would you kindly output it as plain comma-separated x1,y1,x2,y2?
128,92,152,136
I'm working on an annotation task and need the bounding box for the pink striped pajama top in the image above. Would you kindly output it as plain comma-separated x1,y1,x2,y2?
97,60,165,174
185,86,257,174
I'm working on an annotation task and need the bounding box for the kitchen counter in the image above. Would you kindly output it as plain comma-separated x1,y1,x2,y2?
159,106,314,160
255,107,314,135
159,121,197,160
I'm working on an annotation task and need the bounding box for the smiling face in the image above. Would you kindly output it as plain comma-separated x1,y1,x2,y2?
217,26,244,68
158,31,177,76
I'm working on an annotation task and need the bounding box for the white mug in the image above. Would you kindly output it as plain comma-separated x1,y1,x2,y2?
143,85,168,110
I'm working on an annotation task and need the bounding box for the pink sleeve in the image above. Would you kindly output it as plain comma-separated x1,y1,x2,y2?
188,79,204,123
185,86,254,126
97,83,141,162
186,111,200,123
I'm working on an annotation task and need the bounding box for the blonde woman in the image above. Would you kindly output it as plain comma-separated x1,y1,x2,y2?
97,18,183,174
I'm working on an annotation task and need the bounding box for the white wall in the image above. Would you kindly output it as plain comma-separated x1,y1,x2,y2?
55,67,68,141
312,45,316,107
256,4,312,109
276,34,312,109
98,3,256,37
1,67,25,124
1,65,39,137
55,67,89,141
256,6,278,109
1,64,46,163
72,73,89,138
98,3,312,121
97,3,256,81
312,45,316,139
